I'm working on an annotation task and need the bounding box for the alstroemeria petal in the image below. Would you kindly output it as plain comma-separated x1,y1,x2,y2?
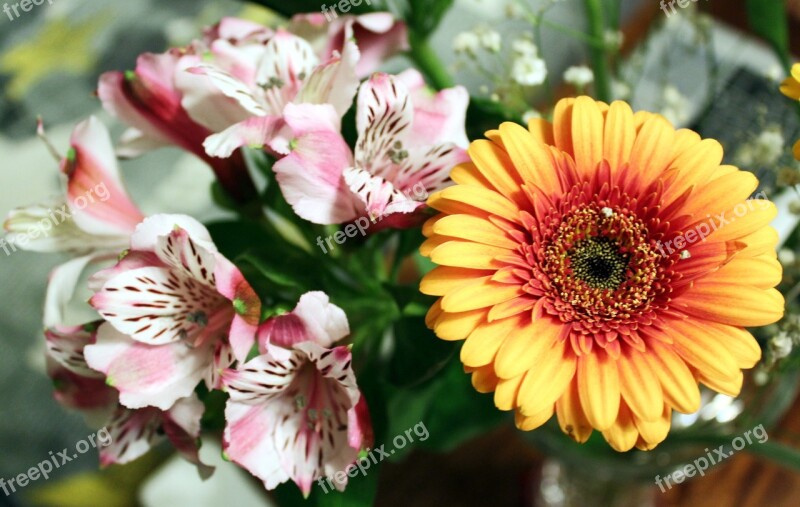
84,324,210,410
64,116,144,236
273,103,360,224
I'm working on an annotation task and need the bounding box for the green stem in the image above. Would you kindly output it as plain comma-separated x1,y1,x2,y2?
408,31,455,90
583,0,612,102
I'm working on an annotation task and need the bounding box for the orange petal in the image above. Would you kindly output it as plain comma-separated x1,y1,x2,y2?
498,122,561,191
577,351,620,431
667,318,741,381
441,276,523,312
645,340,700,413
433,308,487,341
571,96,605,178
516,339,576,416
552,97,576,155
633,405,671,449
421,266,496,296
618,350,664,422
433,214,519,249
679,284,784,327
460,314,523,367
602,402,639,452
495,373,525,410
515,404,555,431
527,118,555,145
630,114,675,183
603,100,636,171
436,185,521,223
450,162,493,188
469,364,499,393
494,316,561,379
468,140,525,204
556,378,593,443
430,240,508,270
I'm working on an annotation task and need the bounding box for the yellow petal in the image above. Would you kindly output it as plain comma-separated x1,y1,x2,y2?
436,185,521,223
433,214,519,249
421,266,495,296
633,405,671,448
450,162,492,188
603,100,636,171
430,240,508,270
704,254,782,289
577,351,621,431
556,378,593,443
494,316,561,379
571,96,605,178
468,139,524,204
618,350,664,422
495,374,525,410
700,368,744,396
515,404,554,431
645,340,700,413
460,314,524,367
516,339,576,416
684,171,758,218
668,318,741,381
679,284,784,327
441,275,523,312
499,122,561,191
602,402,639,452
630,114,675,183
433,308,487,341
527,118,555,145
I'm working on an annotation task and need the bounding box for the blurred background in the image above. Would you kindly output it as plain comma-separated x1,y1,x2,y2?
1,0,800,505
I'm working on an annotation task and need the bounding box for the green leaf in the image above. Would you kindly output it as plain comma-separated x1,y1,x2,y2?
387,315,457,387
746,440,800,471
416,357,509,452
404,0,454,39
745,0,791,70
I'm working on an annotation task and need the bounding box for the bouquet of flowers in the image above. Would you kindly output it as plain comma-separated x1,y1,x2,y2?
5,0,800,505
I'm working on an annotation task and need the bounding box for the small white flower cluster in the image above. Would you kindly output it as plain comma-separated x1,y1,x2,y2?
453,27,502,57
735,128,786,169
660,85,691,126
563,65,594,90
755,316,800,384
510,38,547,87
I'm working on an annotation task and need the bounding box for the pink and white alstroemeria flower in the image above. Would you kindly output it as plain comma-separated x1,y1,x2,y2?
4,116,144,255
192,28,360,159
45,323,211,476
85,214,261,410
290,12,409,78
222,292,372,496
98,51,257,203
273,70,470,228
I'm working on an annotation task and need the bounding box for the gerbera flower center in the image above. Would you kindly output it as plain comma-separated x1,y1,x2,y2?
535,202,665,330
568,237,628,290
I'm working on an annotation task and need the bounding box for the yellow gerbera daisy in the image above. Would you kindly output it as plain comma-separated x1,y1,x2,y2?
780,63,800,159
420,96,784,451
